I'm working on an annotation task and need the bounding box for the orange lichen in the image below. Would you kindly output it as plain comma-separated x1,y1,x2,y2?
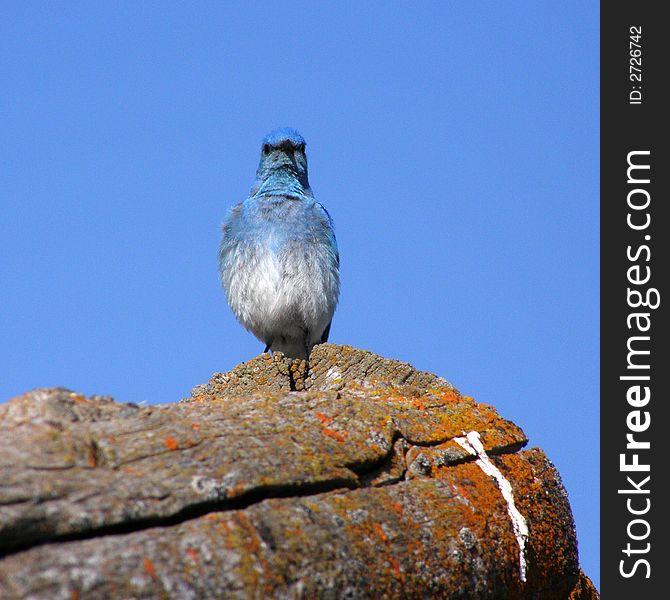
424,389,461,404
190,422,201,429
236,514,260,554
217,518,231,531
203,513,221,522
228,482,247,497
407,538,425,562
217,519,236,550
314,412,332,425
185,547,200,565
374,522,388,543
163,436,179,451
388,556,402,580
143,557,157,579
322,428,346,442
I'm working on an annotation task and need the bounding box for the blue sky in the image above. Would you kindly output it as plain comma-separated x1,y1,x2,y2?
1,2,599,588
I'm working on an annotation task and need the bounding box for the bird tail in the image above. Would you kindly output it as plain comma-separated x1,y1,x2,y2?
320,321,332,344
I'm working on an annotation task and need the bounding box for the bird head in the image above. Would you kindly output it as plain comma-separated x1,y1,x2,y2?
252,128,310,196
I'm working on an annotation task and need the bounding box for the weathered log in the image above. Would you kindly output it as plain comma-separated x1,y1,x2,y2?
0,344,597,599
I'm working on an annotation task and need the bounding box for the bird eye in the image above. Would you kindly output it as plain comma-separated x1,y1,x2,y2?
262,144,271,155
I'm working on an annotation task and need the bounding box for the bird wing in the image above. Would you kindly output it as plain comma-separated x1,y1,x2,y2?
314,202,339,265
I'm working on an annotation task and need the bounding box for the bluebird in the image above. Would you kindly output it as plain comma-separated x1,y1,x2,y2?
219,128,340,359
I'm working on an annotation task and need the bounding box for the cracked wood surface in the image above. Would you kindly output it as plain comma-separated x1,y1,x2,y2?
0,344,597,599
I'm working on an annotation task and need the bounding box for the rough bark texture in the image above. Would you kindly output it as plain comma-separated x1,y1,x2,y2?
0,344,597,599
